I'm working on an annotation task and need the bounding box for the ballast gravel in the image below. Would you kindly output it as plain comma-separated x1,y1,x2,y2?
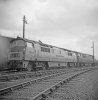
47,69,98,100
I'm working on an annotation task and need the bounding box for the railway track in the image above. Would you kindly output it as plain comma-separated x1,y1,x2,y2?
0,67,92,82
0,67,91,90
0,68,67,81
45,67,98,100
0,67,95,100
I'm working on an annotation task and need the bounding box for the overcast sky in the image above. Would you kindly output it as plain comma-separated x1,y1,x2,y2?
0,0,98,59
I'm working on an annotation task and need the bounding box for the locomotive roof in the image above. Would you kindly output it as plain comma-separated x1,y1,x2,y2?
10,37,70,50
10,37,93,57
10,36,37,43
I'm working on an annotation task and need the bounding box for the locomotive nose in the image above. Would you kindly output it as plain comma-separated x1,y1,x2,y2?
9,52,23,60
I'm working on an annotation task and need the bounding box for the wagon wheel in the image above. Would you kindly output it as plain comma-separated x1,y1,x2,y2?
27,63,32,71
42,62,48,70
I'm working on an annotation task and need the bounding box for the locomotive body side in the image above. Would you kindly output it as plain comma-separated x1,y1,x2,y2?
36,44,77,68
75,52,93,67
8,37,94,71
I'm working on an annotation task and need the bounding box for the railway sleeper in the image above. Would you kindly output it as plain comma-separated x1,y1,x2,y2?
0,72,64,96
0,69,90,99
32,70,89,100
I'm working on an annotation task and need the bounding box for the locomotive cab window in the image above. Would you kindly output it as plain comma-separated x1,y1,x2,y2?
65,51,68,55
10,40,25,52
10,40,25,47
41,47,50,53
68,52,72,56
27,42,33,48
78,53,81,57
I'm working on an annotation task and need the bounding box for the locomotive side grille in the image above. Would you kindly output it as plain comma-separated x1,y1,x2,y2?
8,52,23,60
11,46,24,52
10,53,20,58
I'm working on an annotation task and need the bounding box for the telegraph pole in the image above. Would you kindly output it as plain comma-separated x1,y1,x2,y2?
92,42,95,66
23,16,27,39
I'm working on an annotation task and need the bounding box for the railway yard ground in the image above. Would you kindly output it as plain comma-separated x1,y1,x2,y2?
0,68,86,89
0,67,98,100
46,67,98,100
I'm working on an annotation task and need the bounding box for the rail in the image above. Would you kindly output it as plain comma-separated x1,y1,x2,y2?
31,68,94,100
0,67,96,99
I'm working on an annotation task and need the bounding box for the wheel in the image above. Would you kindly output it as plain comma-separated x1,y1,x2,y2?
27,63,32,71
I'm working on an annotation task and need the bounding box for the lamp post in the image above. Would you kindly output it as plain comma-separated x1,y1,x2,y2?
23,16,27,39
92,42,95,67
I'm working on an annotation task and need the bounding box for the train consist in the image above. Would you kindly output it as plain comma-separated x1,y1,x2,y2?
8,37,94,71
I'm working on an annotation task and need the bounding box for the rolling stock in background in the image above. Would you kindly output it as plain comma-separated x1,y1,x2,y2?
7,36,96,71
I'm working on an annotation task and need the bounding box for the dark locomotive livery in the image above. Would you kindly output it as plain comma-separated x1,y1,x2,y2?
8,37,94,71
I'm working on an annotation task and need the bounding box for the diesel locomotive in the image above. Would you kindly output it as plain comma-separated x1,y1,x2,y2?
8,37,94,71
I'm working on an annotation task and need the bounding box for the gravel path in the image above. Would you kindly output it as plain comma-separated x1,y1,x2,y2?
46,69,98,100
